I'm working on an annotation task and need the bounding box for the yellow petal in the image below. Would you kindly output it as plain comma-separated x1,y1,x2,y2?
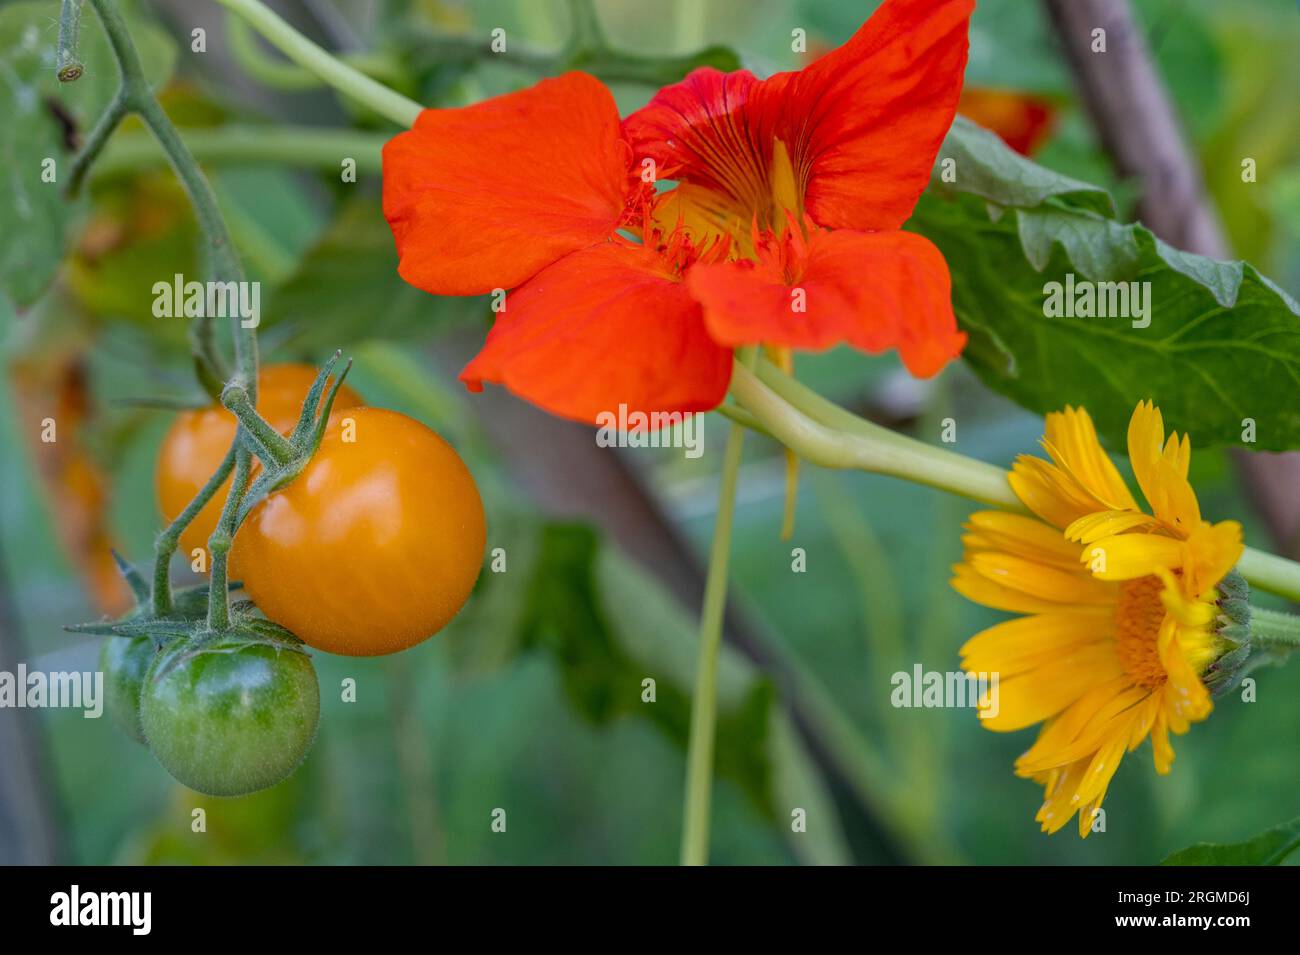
1157,615,1213,723
1065,509,1158,543
1036,759,1089,834
964,510,1085,569
951,563,1072,614
1082,532,1185,580
1153,456,1201,532
1184,520,1244,595
1042,406,1138,511
1073,737,1127,837
971,552,1116,605
1150,707,1176,774
1009,456,1100,529
1017,680,1147,774
1127,400,1166,515
960,611,1112,676
980,643,1125,732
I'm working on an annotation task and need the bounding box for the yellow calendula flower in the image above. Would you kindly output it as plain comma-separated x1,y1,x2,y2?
952,401,1245,838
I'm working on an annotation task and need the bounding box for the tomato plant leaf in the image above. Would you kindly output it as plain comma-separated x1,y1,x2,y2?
912,118,1300,451
1160,816,1300,865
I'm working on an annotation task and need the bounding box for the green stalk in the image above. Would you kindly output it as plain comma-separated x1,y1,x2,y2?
732,361,1019,509
85,0,258,626
681,350,755,866
151,446,236,617
93,127,386,180
1249,607,1300,651
732,358,1300,605
206,450,252,632
214,0,422,127
1236,551,1300,606
225,13,403,90
56,0,86,81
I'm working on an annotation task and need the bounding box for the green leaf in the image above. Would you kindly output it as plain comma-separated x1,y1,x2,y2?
932,117,1113,215
1161,816,1300,866
912,118,1300,451
0,1,175,307
516,522,851,863
261,199,485,351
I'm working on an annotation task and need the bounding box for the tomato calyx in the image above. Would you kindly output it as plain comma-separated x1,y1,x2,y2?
219,350,356,519
67,550,307,658
72,551,318,796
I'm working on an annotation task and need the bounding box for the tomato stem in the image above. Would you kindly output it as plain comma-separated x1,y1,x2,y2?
151,446,237,617
56,0,86,82
81,0,261,627
680,347,756,866
221,384,296,467
206,450,253,633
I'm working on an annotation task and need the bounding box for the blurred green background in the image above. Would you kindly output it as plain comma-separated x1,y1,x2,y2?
1,0,1298,865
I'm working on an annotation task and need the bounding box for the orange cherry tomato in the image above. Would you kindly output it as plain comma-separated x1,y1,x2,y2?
230,407,486,656
155,364,362,567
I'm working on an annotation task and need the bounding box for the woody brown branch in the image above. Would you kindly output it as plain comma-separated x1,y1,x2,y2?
1041,0,1300,560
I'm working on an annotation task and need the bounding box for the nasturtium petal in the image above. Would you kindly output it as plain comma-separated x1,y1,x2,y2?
460,242,732,426
383,72,636,297
687,228,965,378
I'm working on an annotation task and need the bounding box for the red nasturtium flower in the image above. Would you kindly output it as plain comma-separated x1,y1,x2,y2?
383,0,973,425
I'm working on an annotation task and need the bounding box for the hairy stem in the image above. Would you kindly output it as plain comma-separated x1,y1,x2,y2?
206,450,252,632
65,92,126,195
221,385,295,466
151,447,236,617
56,0,86,81
85,0,258,623
1249,607,1300,651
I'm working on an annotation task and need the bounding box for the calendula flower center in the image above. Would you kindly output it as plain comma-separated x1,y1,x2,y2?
1113,574,1169,689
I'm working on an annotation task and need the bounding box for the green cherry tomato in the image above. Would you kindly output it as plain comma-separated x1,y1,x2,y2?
100,635,156,744
140,638,320,797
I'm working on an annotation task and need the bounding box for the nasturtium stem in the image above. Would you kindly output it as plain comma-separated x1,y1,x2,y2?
730,359,1300,605
224,14,403,91
214,0,422,127
1249,607,1300,651
732,360,1021,510
681,349,756,866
